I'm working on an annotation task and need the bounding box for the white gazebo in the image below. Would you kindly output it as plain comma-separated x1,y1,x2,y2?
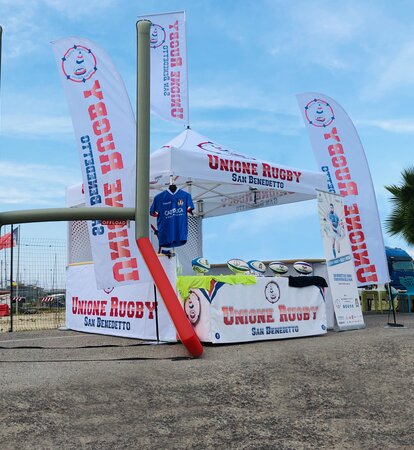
148,128,325,273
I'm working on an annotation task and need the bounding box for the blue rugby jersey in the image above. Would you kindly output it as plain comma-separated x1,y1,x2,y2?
150,188,194,248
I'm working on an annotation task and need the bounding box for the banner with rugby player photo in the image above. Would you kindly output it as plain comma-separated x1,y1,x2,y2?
138,11,189,126
52,37,151,289
317,190,365,330
178,277,327,343
297,93,389,287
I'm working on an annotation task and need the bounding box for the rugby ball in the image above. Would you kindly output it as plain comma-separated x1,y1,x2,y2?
247,260,267,275
269,261,289,275
192,257,210,274
227,258,249,274
293,261,313,275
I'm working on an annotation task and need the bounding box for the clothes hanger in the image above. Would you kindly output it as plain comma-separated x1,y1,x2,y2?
169,175,177,193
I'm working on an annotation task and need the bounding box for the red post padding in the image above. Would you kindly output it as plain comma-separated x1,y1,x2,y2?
137,237,203,358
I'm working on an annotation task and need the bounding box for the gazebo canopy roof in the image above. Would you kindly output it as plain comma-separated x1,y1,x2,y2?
150,128,325,218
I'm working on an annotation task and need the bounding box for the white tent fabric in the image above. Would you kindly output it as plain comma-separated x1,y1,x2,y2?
150,128,326,218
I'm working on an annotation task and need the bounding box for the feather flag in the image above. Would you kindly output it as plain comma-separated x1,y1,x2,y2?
297,92,389,286
52,37,151,288
138,11,189,126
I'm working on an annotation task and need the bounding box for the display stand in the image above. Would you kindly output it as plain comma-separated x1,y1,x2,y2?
177,275,327,344
386,283,404,328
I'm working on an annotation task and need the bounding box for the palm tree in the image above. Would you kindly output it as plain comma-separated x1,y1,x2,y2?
385,167,414,245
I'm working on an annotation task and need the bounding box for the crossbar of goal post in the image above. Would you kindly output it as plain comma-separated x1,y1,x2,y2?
0,208,203,358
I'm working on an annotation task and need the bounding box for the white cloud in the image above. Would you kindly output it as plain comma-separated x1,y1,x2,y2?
262,2,367,71
290,5,363,41
190,78,300,113
193,115,301,136
0,0,116,58
0,88,74,137
0,185,64,206
0,161,77,183
375,42,414,93
1,114,73,137
190,84,275,112
40,0,115,19
210,1,363,69
186,80,303,135
357,118,414,134
0,161,80,206
0,2,40,58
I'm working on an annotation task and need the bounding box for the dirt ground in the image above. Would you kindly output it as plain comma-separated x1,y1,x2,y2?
0,311,65,333
0,313,412,450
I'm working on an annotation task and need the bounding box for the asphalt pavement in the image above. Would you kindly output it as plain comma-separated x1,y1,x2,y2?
0,313,413,450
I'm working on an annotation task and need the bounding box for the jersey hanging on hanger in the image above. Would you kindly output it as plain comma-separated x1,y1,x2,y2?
150,187,194,248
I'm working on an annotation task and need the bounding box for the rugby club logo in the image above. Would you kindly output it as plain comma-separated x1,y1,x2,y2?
304,98,335,128
61,45,97,83
264,281,280,304
150,24,166,48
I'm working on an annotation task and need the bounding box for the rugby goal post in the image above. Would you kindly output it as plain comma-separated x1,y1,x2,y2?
0,21,203,358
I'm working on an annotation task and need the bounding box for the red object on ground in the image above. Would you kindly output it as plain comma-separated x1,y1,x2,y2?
0,304,10,317
137,237,203,358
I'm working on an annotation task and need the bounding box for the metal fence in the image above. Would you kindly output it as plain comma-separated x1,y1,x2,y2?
0,231,66,332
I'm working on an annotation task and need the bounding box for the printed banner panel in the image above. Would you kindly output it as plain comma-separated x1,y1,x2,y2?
181,276,327,343
52,37,151,289
297,92,389,286
317,190,365,330
139,11,189,126
66,264,176,341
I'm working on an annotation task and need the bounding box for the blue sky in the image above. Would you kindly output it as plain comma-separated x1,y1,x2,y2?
1,0,414,264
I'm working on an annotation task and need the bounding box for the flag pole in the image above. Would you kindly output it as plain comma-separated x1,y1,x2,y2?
9,224,13,332
0,224,2,288
15,226,20,315
2,225,6,288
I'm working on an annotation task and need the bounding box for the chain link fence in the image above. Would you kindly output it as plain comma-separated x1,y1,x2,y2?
0,230,66,332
